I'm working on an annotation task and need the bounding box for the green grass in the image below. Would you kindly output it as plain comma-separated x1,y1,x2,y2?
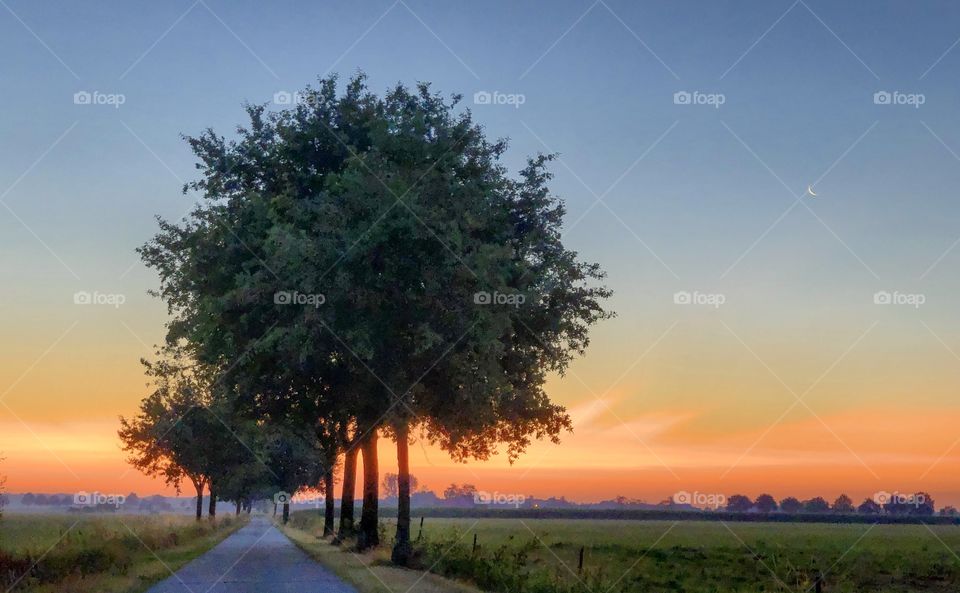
280,518,482,593
0,513,248,593
291,512,960,593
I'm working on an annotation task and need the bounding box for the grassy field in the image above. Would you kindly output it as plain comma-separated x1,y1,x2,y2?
0,513,247,593
289,511,960,593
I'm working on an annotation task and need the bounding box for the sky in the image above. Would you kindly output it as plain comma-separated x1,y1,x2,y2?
2,0,960,507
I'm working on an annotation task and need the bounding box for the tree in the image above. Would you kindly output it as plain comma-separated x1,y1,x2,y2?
882,492,934,515
443,483,478,507
803,497,830,513
832,494,854,513
726,494,753,512
304,81,608,563
217,451,273,517
138,74,611,563
119,351,245,520
139,73,384,545
914,492,935,515
0,455,5,518
754,493,777,513
336,432,359,541
857,498,881,514
779,497,803,513
382,472,419,499
119,356,203,519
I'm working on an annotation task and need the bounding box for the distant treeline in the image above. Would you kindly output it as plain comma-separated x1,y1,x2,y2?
353,506,960,525
17,492,179,512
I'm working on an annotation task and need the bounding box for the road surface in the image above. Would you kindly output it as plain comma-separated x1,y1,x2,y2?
145,516,358,593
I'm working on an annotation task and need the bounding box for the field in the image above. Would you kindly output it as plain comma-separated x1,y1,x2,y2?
0,513,247,593
290,512,960,593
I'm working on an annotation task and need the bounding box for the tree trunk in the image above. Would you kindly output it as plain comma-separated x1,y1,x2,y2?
391,421,412,565
357,429,379,550
208,484,216,518
193,478,205,520
323,468,336,537
235,500,241,515
337,446,358,541
282,502,290,524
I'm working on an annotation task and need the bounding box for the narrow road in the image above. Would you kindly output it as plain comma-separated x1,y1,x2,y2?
145,516,358,593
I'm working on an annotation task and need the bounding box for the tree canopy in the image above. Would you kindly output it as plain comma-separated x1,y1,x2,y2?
130,73,612,556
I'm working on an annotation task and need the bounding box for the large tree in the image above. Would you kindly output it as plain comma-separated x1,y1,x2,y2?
118,353,226,519
832,494,854,513
138,74,612,557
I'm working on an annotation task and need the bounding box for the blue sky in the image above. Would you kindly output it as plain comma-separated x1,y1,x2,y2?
3,0,959,293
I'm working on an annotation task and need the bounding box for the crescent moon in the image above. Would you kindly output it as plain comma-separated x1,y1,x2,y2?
806,185,817,197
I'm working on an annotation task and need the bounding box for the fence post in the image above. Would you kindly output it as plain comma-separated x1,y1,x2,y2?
417,516,424,541
578,546,584,574
472,533,478,554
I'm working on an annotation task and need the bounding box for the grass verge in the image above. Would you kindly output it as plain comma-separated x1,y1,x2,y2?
0,513,248,593
279,517,482,593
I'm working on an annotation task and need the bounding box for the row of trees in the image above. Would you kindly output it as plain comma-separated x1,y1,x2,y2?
119,73,612,564
19,492,176,512
724,492,936,515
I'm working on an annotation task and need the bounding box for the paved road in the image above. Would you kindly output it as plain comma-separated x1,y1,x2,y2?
145,516,358,593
